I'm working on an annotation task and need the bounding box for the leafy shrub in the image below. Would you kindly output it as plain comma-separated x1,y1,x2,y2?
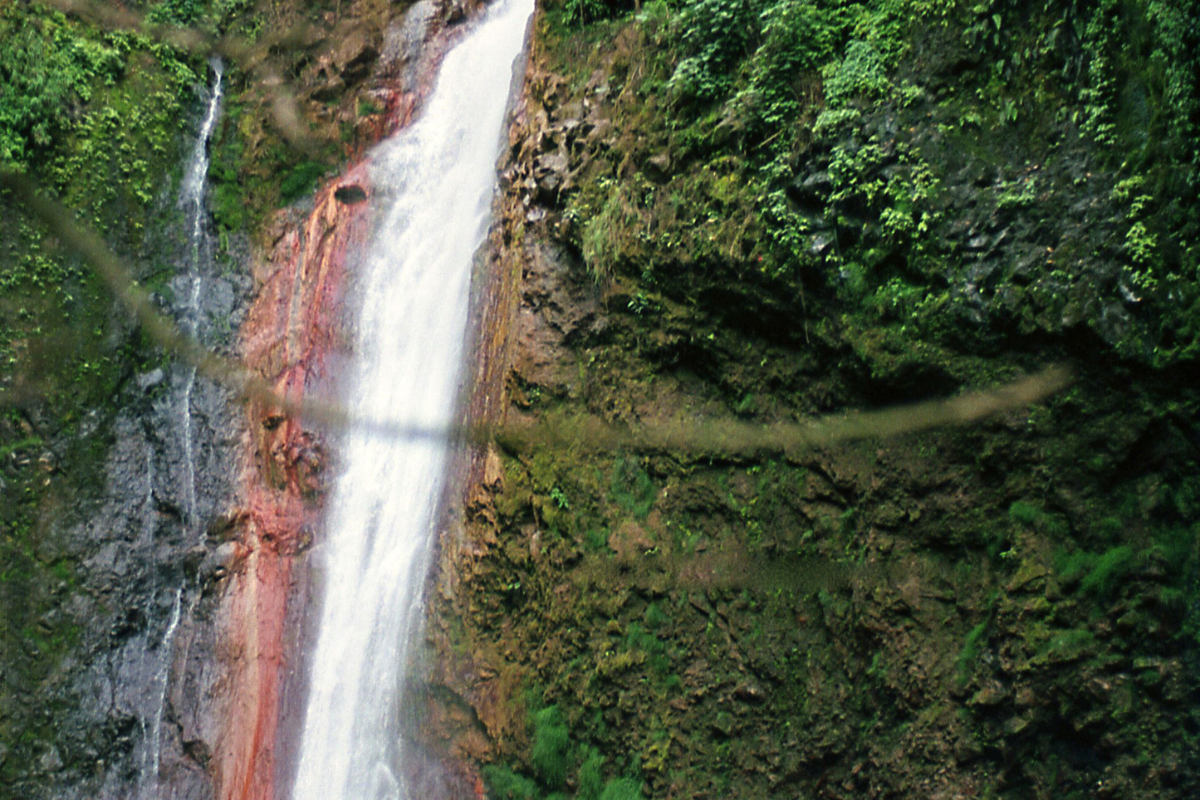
531,705,571,789
0,9,123,165
579,187,639,282
148,0,206,26
598,777,644,800
728,0,838,134
483,765,541,800
669,0,763,103
822,39,890,105
564,0,609,26
279,160,327,204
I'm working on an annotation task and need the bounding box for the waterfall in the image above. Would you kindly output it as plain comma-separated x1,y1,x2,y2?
146,587,183,785
130,60,224,800
178,59,224,532
291,0,533,796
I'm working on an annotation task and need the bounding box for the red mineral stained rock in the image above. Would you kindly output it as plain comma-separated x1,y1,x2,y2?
207,9,506,797
209,38,466,800
213,164,373,800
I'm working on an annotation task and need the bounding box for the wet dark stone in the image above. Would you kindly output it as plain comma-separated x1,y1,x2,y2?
335,184,368,204
788,170,833,210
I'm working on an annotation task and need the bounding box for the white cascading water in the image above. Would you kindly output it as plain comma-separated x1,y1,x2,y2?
132,60,224,800
291,0,533,797
146,587,183,783
178,59,224,531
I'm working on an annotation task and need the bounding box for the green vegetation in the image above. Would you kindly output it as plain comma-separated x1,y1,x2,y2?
1,0,272,789
1008,501,1068,538
548,0,1200,369
957,617,989,684
531,705,572,788
454,1,1200,798
279,159,329,204
483,765,544,800
597,778,643,800
609,456,655,519
4,0,1200,795
484,702,645,800
0,7,123,166
1056,545,1136,599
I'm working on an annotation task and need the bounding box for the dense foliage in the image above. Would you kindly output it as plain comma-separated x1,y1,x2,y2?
554,0,1200,366
458,0,1200,798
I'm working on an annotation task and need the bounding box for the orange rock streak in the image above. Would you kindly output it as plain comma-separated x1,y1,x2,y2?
213,162,372,800
209,20,473,800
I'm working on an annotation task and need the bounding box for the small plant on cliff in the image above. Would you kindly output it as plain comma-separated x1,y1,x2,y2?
956,619,990,685
278,160,328,204
1056,545,1137,600
1009,501,1068,537
577,746,606,800
610,456,655,519
1080,545,1136,597
598,778,644,800
563,0,609,27
482,765,541,800
551,486,571,510
532,705,572,789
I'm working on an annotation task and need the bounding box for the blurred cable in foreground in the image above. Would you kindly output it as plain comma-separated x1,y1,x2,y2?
0,166,1073,456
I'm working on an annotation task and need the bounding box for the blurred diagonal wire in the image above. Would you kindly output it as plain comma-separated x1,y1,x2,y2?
0,165,1073,456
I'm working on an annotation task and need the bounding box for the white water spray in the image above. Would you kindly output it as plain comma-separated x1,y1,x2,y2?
141,444,156,543
133,584,182,800
291,0,533,797
179,60,224,531
148,588,183,778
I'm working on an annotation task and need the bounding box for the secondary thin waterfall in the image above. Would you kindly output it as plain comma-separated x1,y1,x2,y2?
179,58,223,532
132,59,223,800
291,0,533,798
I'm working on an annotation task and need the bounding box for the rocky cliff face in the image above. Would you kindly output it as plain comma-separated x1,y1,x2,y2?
1,0,483,797
0,133,252,800
421,3,1200,799
5,0,1197,799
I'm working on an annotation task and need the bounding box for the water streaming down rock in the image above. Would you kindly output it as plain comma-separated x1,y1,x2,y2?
145,588,183,787
178,59,224,532
128,60,224,800
291,0,534,796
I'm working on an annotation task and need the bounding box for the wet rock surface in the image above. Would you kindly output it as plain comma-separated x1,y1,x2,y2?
422,5,1200,800
0,180,249,800
0,1,456,796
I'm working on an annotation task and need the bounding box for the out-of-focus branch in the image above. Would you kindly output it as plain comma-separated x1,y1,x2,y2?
0,166,1074,455
0,167,343,425
42,0,319,152
496,366,1075,456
